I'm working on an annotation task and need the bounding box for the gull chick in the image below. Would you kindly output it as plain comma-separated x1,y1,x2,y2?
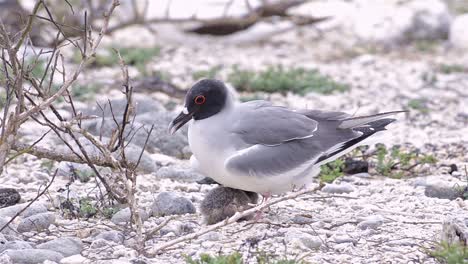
200,186,258,225
169,79,404,195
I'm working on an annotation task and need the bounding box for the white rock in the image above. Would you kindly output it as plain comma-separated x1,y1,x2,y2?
357,215,385,230
60,254,89,264
351,0,450,46
332,234,356,244
450,14,468,50
322,183,355,194
285,230,322,249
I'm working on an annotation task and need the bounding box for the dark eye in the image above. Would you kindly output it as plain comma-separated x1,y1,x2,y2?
194,95,206,105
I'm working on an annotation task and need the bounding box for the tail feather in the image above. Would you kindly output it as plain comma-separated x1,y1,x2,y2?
315,118,397,164
338,110,407,129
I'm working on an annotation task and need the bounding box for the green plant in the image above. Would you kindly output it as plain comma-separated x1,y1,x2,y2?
407,99,430,114
76,169,94,183
439,64,466,74
186,252,243,264
227,65,348,95
40,160,55,172
71,83,101,101
414,40,438,53
102,206,119,219
79,198,97,218
186,251,305,264
319,158,345,183
155,70,172,83
192,65,222,80
421,71,438,85
430,242,467,264
256,251,305,264
375,145,437,178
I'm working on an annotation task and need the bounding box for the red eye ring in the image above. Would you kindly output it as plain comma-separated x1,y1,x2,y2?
194,95,206,105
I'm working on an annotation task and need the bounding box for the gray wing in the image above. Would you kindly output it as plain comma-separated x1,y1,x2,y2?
230,101,318,146
225,106,398,178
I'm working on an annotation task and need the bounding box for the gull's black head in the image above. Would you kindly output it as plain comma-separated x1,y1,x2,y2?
169,79,228,134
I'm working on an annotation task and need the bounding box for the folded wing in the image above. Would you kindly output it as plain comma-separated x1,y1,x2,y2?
225,102,401,178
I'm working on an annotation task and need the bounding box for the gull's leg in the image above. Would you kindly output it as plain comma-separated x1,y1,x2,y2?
260,191,272,204
254,191,272,221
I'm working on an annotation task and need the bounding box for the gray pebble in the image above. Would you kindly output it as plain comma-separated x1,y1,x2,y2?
291,215,315,225
95,230,125,243
90,238,111,249
424,185,461,200
0,188,21,208
285,230,322,249
0,254,11,264
332,234,356,244
156,166,204,182
2,249,64,264
36,237,82,257
17,212,55,233
358,215,385,230
0,241,33,253
111,208,149,225
322,183,355,194
200,231,221,242
0,203,47,219
0,218,16,235
151,192,196,217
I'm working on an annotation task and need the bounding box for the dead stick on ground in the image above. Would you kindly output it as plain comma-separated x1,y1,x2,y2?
146,184,322,255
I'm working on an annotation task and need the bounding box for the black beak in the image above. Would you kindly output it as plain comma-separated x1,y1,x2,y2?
169,109,193,134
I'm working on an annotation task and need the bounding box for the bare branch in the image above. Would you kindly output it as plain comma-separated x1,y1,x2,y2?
17,0,121,123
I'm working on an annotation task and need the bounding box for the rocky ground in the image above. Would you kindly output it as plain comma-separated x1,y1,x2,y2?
1,0,468,263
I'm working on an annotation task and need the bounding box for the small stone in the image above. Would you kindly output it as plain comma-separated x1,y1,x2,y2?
358,215,385,230
450,14,468,50
151,192,196,217
0,189,21,208
352,173,371,179
200,231,221,242
36,237,82,257
3,249,64,264
111,208,149,225
156,166,204,182
0,240,33,253
0,254,11,264
285,230,321,249
0,203,47,218
95,230,125,243
292,215,315,225
17,212,55,233
90,239,110,249
322,183,355,194
425,185,461,200
60,254,89,264
0,218,16,235
332,234,356,244
343,159,368,174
